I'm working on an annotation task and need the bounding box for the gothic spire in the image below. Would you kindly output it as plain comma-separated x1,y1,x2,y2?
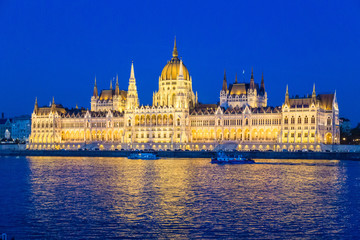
115,74,120,96
285,85,290,105
250,67,255,89
222,69,227,92
34,97,38,114
51,96,56,112
110,78,113,90
126,61,139,109
312,83,316,97
93,76,98,97
260,72,265,94
172,36,178,58
130,61,135,79
312,83,316,104
235,73,238,84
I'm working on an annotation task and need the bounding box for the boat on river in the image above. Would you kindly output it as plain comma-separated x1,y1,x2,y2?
128,153,159,160
211,151,255,164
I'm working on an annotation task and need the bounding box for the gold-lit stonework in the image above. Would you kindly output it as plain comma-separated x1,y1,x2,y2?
28,39,340,151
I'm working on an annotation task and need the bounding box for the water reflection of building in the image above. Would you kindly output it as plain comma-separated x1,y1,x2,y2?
28,39,339,151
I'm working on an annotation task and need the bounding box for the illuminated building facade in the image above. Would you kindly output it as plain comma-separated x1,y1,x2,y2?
28,39,340,151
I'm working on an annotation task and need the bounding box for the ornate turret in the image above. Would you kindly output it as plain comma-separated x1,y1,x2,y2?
115,74,120,96
250,68,255,90
222,69,228,92
110,78,113,90
93,76,98,98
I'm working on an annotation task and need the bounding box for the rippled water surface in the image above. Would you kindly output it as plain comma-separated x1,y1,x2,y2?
0,157,360,239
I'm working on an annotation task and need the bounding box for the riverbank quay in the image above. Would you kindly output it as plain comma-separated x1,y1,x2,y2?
0,150,359,160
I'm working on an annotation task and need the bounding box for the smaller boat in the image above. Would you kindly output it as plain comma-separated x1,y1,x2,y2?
128,152,159,160
211,151,254,164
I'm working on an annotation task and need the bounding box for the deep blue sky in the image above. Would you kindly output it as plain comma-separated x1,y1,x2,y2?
0,0,359,124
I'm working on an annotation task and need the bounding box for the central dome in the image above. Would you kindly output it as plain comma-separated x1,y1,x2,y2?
160,39,190,81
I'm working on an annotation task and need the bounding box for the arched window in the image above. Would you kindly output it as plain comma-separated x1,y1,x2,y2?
291,116,295,124
177,118,180,126
311,116,315,124
128,119,131,126
298,116,301,124
245,119,248,125
304,116,308,124
327,117,331,126
284,117,288,124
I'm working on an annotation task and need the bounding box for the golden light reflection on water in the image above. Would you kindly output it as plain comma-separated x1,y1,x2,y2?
24,157,353,239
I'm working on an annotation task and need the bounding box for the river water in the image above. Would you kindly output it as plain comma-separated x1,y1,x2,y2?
0,156,359,239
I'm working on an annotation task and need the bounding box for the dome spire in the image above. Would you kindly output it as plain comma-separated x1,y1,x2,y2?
172,36,178,58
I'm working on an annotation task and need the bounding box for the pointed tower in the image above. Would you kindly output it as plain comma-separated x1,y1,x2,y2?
91,76,99,111
222,69,228,92
115,74,120,96
235,73,238,84
51,97,56,112
250,68,255,90
110,78,113,90
285,85,290,106
34,97,38,114
93,76,98,97
260,72,265,95
126,61,139,110
220,69,228,108
311,83,316,105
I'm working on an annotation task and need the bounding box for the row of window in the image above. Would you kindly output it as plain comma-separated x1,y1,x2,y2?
284,126,316,130
284,132,315,138
33,122,57,128
133,133,181,139
284,116,316,124
191,118,281,127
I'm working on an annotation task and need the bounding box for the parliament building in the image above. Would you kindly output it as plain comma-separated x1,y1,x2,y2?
28,39,340,151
